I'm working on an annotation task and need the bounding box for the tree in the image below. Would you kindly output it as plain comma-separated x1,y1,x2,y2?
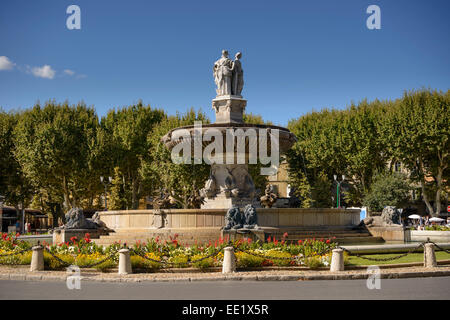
109,167,127,210
363,171,412,212
287,100,390,207
380,89,449,216
144,108,210,208
0,110,34,219
101,102,166,209
242,112,272,194
13,101,100,217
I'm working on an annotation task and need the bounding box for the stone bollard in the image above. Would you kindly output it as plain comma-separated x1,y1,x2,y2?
118,249,132,275
222,247,236,273
330,248,344,272
423,243,437,268
30,246,44,271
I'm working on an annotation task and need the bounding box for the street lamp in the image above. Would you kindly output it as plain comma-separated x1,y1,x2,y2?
334,175,345,208
100,176,112,210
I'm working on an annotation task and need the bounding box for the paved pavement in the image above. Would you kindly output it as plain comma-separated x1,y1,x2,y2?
1,277,449,300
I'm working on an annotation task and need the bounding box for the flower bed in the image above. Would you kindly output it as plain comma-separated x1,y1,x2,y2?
0,232,339,271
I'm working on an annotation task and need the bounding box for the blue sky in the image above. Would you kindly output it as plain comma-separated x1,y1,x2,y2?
0,0,449,126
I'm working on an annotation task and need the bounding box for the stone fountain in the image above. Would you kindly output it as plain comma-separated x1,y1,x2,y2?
162,50,297,209
93,51,368,247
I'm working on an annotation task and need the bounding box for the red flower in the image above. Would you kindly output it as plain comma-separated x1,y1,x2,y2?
84,233,91,239
282,232,288,238
247,238,252,244
267,236,271,243
298,240,303,245
326,239,331,244
155,236,160,243
274,239,278,245
70,236,77,243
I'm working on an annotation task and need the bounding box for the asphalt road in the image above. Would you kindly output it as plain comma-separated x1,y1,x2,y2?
0,277,449,300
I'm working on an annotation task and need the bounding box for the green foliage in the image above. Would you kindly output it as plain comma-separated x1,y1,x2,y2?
287,89,449,212
101,102,166,209
380,89,449,215
0,110,33,211
363,171,412,212
191,254,214,269
12,101,100,215
109,167,127,210
235,251,264,268
145,108,210,208
130,255,161,271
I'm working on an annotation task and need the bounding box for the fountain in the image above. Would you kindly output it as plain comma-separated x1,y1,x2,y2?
94,50,370,246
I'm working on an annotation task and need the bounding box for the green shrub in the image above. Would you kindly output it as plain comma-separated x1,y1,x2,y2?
235,252,264,268
191,254,214,269
130,255,160,271
167,254,189,268
264,250,293,266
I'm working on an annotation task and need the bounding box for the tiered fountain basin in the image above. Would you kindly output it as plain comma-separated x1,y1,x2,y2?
162,122,297,156
92,208,381,246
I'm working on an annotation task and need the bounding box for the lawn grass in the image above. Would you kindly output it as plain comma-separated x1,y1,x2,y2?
346,251,450,266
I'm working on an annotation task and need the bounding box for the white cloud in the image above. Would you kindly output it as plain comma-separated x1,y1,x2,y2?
0,56,15,70
64,69,75,76
31,65,55,79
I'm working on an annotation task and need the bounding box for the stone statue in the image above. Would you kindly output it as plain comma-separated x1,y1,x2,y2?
187,188,205,209
381,206,401,225
213,50,244,97
243,204,258,229
91,212,107,229
231,52,243,96
260,184,278,208
288,188,301,208
152,188,173,209
213,50,233,96
200,172,217,198
223,206,243,230
59,207,99,229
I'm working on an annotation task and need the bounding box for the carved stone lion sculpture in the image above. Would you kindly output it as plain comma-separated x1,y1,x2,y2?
260,184,277,208
61,207,99,229
243,204,258,229
381,206,401,225
223,206,243,230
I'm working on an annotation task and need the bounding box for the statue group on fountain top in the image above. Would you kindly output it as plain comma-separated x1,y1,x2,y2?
213,50,244,97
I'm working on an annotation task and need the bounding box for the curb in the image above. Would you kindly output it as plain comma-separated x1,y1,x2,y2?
1,269,450,283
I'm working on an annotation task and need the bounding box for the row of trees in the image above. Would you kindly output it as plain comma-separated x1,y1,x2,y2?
0,89,448,222
286,89,449,215
0,102,214,225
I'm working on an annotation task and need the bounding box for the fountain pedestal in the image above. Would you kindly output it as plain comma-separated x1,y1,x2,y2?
212,95,246,123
